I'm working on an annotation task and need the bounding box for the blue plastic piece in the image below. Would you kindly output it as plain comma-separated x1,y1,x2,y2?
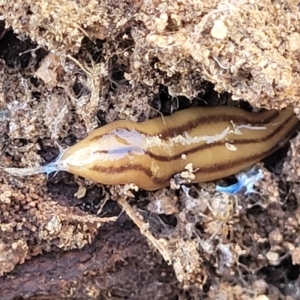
216,168,263,195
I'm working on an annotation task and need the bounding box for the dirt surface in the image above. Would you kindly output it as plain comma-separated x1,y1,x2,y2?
1,1,300,299
0,220,178,300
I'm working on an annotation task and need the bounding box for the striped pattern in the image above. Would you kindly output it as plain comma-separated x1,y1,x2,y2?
62,106,299,190
90,109,280,142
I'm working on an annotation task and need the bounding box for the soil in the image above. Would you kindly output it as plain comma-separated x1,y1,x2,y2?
1,1,300,299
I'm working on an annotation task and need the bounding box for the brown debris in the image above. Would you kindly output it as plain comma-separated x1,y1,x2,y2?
283,134,300,183
1,0,300,298
35,53,62,88
133,0,300,108
1,1,300,107
0,176,115,276
0,222,178,300
291,247,300,265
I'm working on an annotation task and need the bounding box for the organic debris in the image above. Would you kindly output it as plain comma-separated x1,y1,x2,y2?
0,0,300,298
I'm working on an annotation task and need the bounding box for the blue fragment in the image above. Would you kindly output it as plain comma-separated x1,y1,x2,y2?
216,168,263,195
216,181,242,194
